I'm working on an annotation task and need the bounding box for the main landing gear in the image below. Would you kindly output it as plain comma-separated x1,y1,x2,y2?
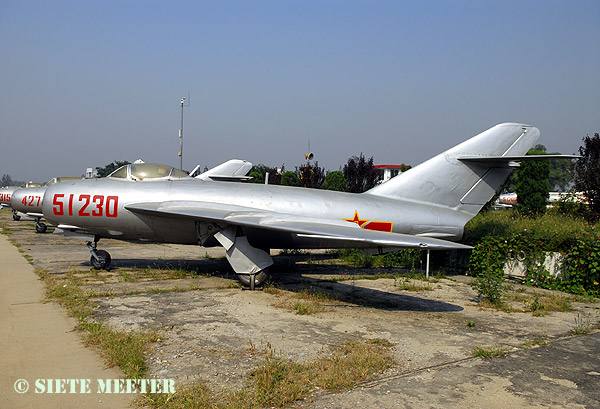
12,210,20,221
212,225,272,290
87,241,111,270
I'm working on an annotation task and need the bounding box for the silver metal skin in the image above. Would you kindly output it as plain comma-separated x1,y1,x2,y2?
12,187,46,219
41,123,544,285
0,186,19,209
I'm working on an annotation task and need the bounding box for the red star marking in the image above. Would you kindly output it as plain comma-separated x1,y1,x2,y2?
343,210,370,228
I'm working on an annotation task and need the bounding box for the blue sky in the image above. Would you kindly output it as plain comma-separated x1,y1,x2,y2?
1,0,599,182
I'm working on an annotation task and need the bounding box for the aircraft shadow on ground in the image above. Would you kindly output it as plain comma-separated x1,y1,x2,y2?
271,272,464,313
80,257,236,279
81,254,463,313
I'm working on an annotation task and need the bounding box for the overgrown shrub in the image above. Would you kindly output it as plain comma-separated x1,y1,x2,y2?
561,234,600,296
471,264,505,304
463,210,592,251
467,226,600,297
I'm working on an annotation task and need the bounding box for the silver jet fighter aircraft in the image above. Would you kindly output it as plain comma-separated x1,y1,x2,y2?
41,123,549,287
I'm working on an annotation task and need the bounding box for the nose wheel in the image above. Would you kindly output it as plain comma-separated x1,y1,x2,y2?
87,241,111,270
35,218,47,233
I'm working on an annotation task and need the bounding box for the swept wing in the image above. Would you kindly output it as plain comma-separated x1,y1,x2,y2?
125,201,472,250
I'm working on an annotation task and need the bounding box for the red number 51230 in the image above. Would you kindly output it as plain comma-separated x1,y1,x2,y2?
52,194,118,218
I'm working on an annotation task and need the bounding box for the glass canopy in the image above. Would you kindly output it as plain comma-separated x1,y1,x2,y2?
108,163,189,180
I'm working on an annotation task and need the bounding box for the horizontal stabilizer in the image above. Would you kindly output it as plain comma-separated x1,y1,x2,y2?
458,154,579,165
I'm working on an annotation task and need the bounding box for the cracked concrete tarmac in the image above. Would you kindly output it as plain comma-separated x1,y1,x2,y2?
2,210,599,408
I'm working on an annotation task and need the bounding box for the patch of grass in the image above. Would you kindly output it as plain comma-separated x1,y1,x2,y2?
142,338,396,409
476,299,515,313
41,269,159,378
121,271,135,282
533,293,573,313
312,339,395,391
519,336,549,350
268,287,340,315
291,300,316,315
481,288,575,315
463,210,594,250
83,323,158,379
395,276,433,292
467,321,476,328
471,345,507,358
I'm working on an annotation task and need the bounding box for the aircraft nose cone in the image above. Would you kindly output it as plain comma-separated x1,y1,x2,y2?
11,187,46,214
0,187,17,207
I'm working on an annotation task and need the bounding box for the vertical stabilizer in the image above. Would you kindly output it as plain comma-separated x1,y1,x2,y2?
366,123,540,215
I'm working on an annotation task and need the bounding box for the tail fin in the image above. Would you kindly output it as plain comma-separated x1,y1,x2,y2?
366,123,540,215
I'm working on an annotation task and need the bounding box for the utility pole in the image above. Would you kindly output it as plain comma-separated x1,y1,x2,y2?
179,97,185,170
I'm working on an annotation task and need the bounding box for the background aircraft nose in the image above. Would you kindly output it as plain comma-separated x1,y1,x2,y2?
11,187,46,214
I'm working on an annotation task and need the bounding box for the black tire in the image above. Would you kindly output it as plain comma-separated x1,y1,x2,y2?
236,269,269,288
91,250,111,270
35,223,47,233
13,213,21,221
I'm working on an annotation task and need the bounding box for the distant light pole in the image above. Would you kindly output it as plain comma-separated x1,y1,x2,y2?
179,97,185,170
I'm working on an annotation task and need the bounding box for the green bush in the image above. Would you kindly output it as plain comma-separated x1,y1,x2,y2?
467,221,600,297
561,234,600,296
471,265,505,305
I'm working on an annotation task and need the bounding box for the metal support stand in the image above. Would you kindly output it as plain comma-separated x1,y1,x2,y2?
426,249,430,279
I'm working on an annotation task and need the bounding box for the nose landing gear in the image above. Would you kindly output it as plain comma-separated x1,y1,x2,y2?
35,218,47,233
87,241,111,270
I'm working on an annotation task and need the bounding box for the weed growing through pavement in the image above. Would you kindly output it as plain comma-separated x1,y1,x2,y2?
471,345,507,358
141,338,396,409
518,336,549,350
266,286,340,315
571,313,594,335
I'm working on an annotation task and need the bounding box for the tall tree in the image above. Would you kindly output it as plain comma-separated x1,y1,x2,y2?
343,153,381,193
574,133,600,219
280,171,300,187
248,164,284,185
297,161,325,188
515,150,550,216
323,170,346,191
504,144,573,192
1,174,24,187
96,161,131,178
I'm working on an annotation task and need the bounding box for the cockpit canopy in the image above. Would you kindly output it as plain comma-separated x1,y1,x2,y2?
108,163,189,181
45,177,82,186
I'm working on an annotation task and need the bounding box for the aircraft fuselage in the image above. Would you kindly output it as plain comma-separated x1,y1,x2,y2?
42,178,471,249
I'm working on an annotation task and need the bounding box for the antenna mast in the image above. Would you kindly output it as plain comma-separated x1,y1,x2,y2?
179,93,190,169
